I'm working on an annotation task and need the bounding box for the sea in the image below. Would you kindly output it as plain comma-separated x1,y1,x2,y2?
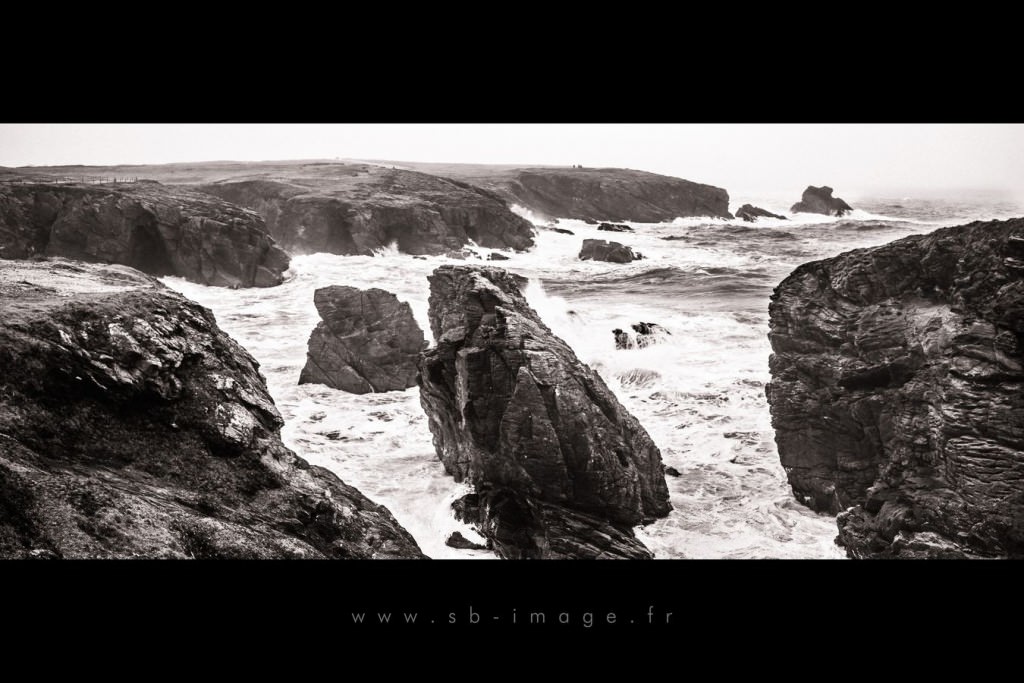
164,192,1023,559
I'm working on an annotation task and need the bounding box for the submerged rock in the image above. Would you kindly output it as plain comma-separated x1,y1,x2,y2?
735,204,787,222
790,186,853,217
613,322,671,349
417,265,671,559
299,286,426,394
598,222,634,232
767,218,1024,558
579,239,644,263
0,259,424,559
632,322,670,347
0,179,289,288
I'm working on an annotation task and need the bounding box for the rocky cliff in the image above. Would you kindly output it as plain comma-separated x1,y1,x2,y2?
195,166,535,256
0,259,424,559
299,286,426,394
457,167,733,222
0,179,289,288
767,218,1024,558
417,265,671,559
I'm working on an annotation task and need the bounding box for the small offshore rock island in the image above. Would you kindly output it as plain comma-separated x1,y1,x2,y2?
1,150,1021,559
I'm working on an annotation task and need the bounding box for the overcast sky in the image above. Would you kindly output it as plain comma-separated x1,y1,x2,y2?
1,124,1021,199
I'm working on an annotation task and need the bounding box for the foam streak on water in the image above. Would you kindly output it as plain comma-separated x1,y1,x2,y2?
164,195,1021,559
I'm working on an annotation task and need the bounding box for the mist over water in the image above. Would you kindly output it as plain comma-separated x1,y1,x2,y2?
164,193,1023,558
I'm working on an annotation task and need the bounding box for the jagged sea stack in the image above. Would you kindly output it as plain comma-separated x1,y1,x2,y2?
767,218,1024,558
417,265,672,559
299,286,426,394
0,259,424,559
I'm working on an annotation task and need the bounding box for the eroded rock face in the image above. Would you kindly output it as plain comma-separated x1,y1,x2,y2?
767,219,1024,558
735,204,787,222
579,239,643,263
299,286,426,394
196,168,536,256
790,186,853,217
417,265,671,559
0,259,424,559
0,180,289,287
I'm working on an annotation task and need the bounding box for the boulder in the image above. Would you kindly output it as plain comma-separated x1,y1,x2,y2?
767,218,1024,558
417,266,671,559
299,286,426,394
0,259,425,559
579,239,644,263
487,252,510,261
735,204,787,222
0,179,289,288
790,186,853,216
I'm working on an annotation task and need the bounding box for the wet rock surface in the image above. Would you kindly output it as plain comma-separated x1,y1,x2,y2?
0,259,424,559
418,265,671,559
299,286,426,394
579,239,644,263
767,218,1024,558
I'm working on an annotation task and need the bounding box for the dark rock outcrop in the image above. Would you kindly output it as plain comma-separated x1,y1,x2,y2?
417,266,671,559
598,222,634,233
790,186,853,217
547,227,575,235
299,286,426,394
487,252,510,261
196,166,535,256
579,239,644,263
0,179,289,288
0,259,424,559
735,204,787,222
767,218,1024,558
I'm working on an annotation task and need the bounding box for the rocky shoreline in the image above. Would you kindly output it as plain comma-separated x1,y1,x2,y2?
2,157,1020,561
